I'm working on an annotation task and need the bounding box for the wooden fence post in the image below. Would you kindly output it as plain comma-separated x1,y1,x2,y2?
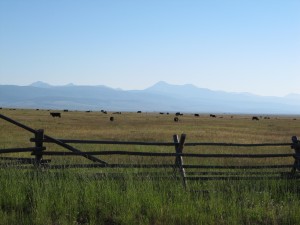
34,129,44,166
291,136,300,175
173,134,187,189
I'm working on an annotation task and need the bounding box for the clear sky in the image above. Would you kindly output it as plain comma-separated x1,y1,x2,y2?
0,0,299,96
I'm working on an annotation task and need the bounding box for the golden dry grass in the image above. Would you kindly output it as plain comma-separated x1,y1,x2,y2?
0,108,299,166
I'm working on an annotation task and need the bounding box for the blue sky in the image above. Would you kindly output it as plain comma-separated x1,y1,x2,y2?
0,0,299,96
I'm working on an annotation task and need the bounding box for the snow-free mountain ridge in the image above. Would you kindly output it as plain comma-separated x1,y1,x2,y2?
0,81,299,114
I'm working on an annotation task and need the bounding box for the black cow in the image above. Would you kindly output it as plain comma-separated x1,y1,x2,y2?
210,114,216,118
174,117,179,122
194,114,199,117
110,117,114,121
137,111,142,113
252,116,259,121
50,112,61,118
64,109,69,112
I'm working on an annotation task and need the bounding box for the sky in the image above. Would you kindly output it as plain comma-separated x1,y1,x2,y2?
0,0,299,97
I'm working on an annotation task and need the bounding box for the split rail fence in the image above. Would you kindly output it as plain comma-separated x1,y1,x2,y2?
1,113,300,188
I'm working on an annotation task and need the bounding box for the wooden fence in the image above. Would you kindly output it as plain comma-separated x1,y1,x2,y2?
1,113,300,188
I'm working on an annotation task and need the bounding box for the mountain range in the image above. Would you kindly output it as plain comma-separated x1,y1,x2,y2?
0,81,300,114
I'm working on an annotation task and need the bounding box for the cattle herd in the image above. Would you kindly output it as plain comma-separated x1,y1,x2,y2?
0,107,282,122
47,110,275,123
47,110,277,122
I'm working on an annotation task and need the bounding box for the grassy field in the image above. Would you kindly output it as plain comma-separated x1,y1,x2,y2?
0,108,300,225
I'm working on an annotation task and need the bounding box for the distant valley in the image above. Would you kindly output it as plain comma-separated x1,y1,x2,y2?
0,81,300,114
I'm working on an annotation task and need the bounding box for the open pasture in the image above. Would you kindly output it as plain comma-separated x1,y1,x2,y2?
1,108,299,165
0,108,300,225
1,108,300,145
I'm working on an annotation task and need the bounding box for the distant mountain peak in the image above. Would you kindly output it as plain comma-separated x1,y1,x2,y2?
145,81,208,94
30,81,52,88
156,80,169,85
65,83,75,87
150,81,170,87
149,81,198,89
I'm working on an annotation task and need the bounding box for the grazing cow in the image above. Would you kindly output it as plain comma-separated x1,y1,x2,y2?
174,117,179,122
86,111,91,113
64,109,69,112
50,112,61,118
137,111,142,113
194,114,199,117
159,112,164,115
110,117,114,121
175,112,183,116
0,107,2,109
252,116,259,121
210,114,216,118
36,109,39,111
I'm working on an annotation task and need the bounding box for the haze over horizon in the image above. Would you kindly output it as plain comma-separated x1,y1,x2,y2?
1,0,299,97
7,80,298,98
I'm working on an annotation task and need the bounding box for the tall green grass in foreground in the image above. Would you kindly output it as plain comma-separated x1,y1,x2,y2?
0,168,299,225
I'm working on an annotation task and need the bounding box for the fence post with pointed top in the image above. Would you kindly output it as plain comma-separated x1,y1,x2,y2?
173,134,187,189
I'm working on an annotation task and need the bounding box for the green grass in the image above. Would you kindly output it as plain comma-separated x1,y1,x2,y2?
0,168,299,225
0,109,300,225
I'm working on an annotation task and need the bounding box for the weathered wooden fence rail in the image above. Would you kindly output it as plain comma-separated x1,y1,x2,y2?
1,113,300,188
